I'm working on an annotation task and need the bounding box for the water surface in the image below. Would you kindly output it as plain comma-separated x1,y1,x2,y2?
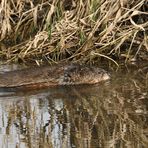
0,63,147,148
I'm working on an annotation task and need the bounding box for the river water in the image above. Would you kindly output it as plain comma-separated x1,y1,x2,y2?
0,63,147,148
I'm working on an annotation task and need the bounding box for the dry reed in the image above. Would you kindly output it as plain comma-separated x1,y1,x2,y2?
0,0,147,64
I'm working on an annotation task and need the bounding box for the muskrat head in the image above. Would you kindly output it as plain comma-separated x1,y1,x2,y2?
59,64,110,85
87,67,110,83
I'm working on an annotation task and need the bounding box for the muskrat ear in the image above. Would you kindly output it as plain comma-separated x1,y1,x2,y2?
63,72,71,82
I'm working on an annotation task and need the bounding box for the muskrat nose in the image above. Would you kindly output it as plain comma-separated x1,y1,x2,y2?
102,72,110,81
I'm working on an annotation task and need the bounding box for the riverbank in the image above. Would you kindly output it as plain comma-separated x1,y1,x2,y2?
0,0,147,65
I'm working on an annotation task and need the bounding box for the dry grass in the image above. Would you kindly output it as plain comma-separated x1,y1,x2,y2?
0,0,147,64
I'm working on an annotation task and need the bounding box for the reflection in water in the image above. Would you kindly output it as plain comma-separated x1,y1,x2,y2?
0,63,147,148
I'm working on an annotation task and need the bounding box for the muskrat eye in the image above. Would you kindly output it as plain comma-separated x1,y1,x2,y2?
97,70,103,74
64,73,70,77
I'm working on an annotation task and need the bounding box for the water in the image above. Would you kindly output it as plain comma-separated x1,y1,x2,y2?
0,63,147,148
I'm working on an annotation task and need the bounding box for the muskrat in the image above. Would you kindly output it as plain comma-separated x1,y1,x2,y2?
0,64,110,91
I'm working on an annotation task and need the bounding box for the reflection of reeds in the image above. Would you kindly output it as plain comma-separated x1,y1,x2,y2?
0,66,147,147
0,0,147,63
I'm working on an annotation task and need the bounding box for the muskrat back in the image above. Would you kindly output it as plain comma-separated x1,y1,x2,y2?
0,64,110,90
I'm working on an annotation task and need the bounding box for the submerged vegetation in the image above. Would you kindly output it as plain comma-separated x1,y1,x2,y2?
0,0,147,64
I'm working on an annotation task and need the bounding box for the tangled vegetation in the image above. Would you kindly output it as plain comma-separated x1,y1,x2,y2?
0,0,147,64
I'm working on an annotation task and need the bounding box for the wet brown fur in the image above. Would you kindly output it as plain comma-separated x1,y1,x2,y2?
0,64,110,91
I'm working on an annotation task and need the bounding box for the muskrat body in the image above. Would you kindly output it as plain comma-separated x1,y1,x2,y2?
0,64,110,91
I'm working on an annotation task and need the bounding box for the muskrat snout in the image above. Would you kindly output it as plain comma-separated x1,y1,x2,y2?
101,72,110,81
94,68,110,82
